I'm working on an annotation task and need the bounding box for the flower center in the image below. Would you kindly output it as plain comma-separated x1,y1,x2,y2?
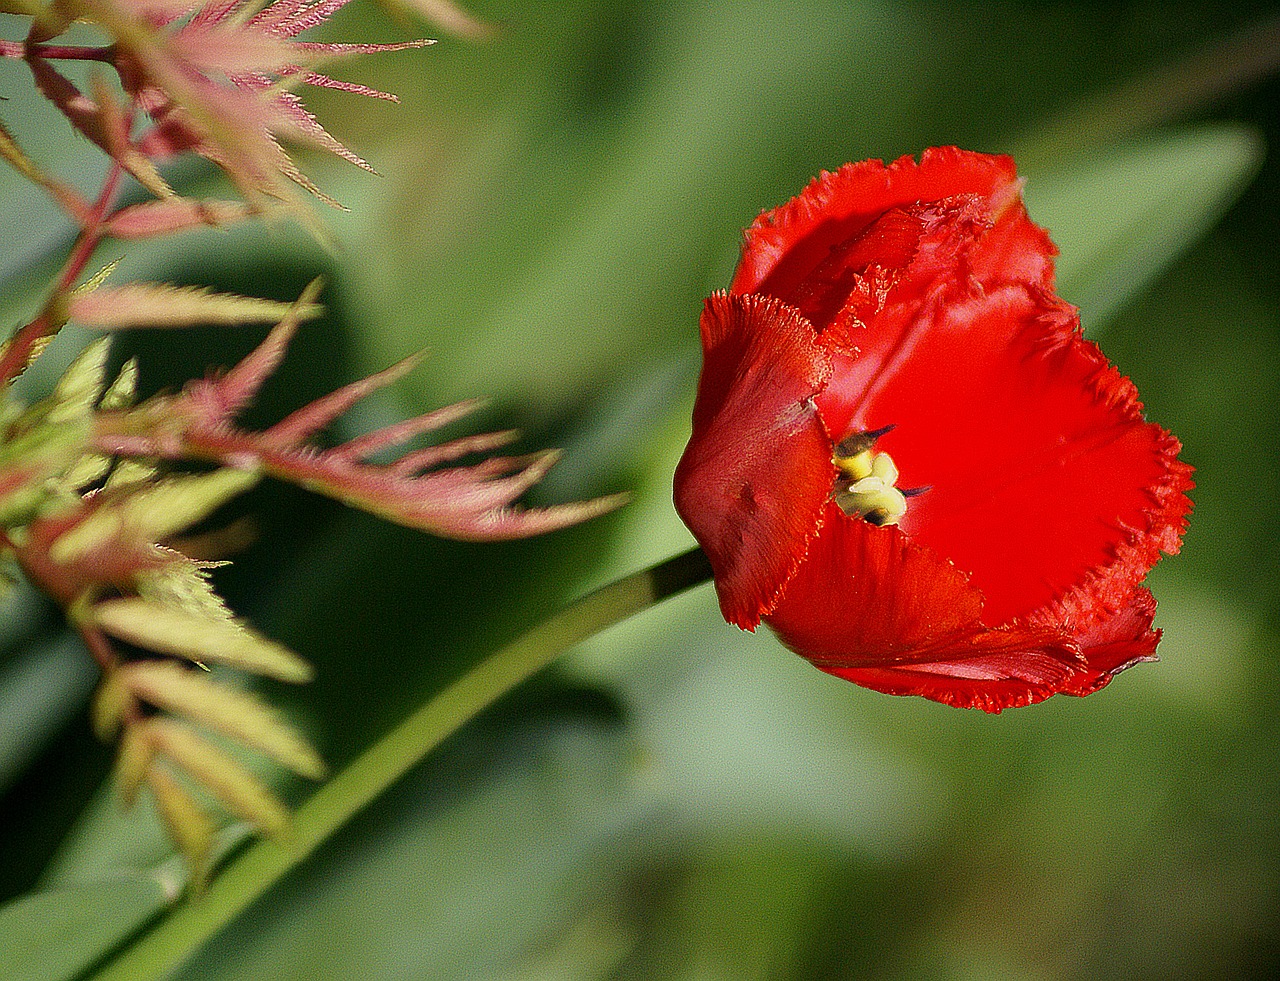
832,427,909,526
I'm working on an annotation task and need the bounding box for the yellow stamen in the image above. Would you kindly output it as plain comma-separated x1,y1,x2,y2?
834,472,908,526
870,452,898,485
833,447,875,481
832,433,909,526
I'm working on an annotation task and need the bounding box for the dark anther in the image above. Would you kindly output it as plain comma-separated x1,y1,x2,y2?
833,424,895,459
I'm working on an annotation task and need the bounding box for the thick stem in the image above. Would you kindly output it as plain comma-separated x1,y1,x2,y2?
87,546,714,981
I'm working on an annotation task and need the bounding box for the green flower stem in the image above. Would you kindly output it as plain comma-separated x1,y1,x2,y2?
88,545,714,981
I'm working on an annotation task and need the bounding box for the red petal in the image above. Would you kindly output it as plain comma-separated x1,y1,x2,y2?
779,189,1054,359
784,202,946,347
816,279,1191,627
673,293,835,629
966,195,1058,292
765,504,1088,713
733,147,1029,299
1035,586,1162,697
823,658,1084,713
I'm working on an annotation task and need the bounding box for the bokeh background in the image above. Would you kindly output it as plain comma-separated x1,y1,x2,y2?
4,1,1280,978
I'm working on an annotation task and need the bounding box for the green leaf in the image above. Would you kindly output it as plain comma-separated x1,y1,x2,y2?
0,877,172,981
0,634,98,793
120,660,325,778
101,717,645,981
136,561,236,625
46,337,112,424
0,417,89,522
95,599,314,683
147,719,291,838
112,468,261,544
99,358,139,411
58,452,112,493
0,2,47,18
114,724,154,807
146,768,215,894
1013,12,1280,169
102,458,158,493
50,469,261,563
1022,124,1263,330
90,670,129,741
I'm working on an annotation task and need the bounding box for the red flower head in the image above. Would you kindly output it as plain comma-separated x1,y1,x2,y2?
673,147,1193,713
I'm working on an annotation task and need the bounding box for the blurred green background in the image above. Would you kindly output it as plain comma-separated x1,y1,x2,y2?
3,1,1280,978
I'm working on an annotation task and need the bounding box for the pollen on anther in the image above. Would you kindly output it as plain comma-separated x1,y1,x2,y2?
832,431,910,526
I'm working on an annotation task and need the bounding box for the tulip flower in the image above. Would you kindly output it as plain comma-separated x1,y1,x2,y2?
674,147,1193,712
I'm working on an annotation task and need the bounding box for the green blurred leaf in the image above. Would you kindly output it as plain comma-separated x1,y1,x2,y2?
114,724,152,807
93,599,312,683
147,719,290,839
120,660,325,778
1022,124,1263,330
46,337,111,424
166,718,645,981
52,470,262,564
0,635,97,793
0,877,170,981
1015,10,1280,168
99,358,138,411
0,3,50,23
147,767,215,894
59,452,111,495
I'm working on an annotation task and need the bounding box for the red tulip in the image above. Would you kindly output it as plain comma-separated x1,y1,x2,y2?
673,147,1193,712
